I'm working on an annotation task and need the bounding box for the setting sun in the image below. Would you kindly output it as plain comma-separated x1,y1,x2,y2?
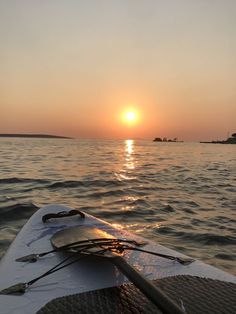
122,109,139,126
126,112,136,121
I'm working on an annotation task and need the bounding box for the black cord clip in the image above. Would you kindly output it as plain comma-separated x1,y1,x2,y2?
0,283,28,295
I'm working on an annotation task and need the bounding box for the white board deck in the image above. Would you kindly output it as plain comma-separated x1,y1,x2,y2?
0,204,235,314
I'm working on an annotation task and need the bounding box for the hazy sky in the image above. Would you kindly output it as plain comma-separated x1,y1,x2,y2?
1,0,235,140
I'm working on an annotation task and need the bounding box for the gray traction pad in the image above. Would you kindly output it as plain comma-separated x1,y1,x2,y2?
37,275,236,314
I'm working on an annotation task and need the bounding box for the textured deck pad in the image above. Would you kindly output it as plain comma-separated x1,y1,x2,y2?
37,275,236,314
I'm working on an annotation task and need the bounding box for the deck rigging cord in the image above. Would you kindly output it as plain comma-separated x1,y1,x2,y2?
15,237,193,264
1,247,106,295
1,236,192,310
1,238,188,313
0,210,192,313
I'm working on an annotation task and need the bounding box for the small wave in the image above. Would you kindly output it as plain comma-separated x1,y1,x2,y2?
0,202,39,224
84,179,125,188
184,200,200,207
161,204,175,212
128,199,150,207
156,227,236,246
225,187,236,192
106,198,150,207
157,226,176,235
190,233,236,245
48,180,85,189
188,233,236,245
85,189,125,198
196,207,215,212
47,179,124,189
0,177,49,184
182,208,196,214
214,253,236,261
141,163,157,167
96,208,156,219
213,216,236,224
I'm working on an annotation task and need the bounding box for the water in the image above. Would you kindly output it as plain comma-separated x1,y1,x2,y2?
0,138,235,274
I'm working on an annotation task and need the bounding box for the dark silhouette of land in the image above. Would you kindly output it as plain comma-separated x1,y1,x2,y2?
0,134,72,139
153,137,183,142
200,133,236,144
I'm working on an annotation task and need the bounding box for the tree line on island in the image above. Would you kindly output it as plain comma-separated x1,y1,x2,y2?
153,133,236,144
200,133,236,144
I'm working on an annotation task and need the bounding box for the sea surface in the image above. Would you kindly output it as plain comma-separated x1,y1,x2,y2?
0,138,235,274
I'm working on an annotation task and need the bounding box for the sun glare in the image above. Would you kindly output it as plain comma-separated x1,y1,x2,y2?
126,112,136,121
122,110,138,125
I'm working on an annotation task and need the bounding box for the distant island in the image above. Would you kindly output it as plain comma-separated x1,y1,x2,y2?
200,133,236,144
153,137,183,142
0,134,72,139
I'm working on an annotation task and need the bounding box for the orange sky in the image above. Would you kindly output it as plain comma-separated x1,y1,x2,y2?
1,1,235,141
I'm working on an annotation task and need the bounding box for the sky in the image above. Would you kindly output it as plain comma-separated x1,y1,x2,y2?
0,0,235,141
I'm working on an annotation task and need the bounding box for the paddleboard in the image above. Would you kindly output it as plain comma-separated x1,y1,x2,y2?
0,204,235,314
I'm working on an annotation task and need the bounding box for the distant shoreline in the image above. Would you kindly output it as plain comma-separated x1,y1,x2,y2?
200,133,236,144
0,134,72,139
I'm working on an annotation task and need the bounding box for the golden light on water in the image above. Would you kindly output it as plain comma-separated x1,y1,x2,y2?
125,139,134,155
115,139,136,181
125,139,135,170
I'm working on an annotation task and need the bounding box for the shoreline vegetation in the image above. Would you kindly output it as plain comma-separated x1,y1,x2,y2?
0,134,72,139
200,133,236,144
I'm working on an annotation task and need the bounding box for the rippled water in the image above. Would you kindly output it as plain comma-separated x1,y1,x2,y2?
0,138,235,274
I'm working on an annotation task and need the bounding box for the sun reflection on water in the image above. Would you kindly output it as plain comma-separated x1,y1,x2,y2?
115,139,137,181
115,140,138,211
126,139,133,155
124,139,135,170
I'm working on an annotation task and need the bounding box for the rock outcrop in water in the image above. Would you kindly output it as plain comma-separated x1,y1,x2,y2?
200,133,236,144
153,137,183,142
